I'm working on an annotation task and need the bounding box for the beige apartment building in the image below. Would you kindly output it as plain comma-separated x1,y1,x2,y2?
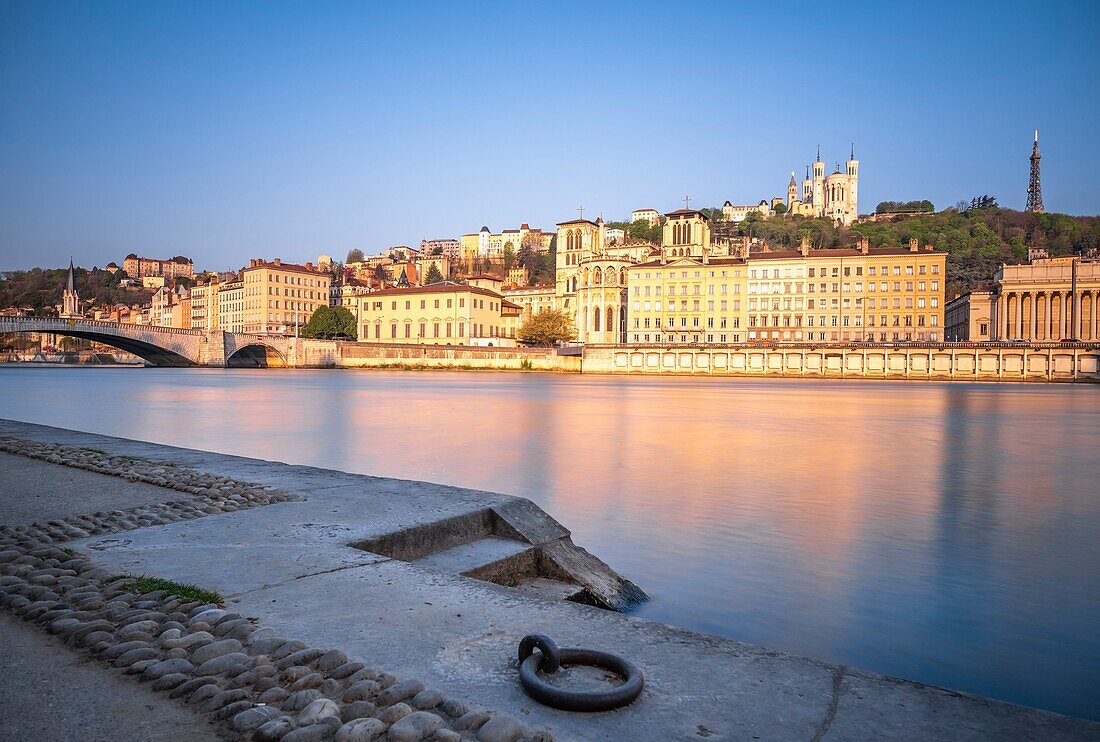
944,290,993,341
354,283,521,345
238,259,332,335
991,255,1100,341
190,279,221,330
744,238,945,342
627,234,946,344
217,279,246,332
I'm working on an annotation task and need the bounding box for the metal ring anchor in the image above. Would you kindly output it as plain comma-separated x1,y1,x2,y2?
518,634,644,712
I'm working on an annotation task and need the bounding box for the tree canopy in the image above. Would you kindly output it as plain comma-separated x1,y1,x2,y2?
346,248,365,263
0,266,155,314
301,305,357,339
875,200,935,214
424,263,444,284
737,207,1100,297
518,308,577,347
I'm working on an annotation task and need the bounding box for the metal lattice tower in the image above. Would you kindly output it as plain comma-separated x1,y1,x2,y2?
1026,129,1044,213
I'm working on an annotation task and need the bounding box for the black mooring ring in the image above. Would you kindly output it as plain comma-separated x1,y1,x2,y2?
518,640,644,712
518,633,561,673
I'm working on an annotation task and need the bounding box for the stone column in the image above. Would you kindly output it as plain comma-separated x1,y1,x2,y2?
1015,292,1023,339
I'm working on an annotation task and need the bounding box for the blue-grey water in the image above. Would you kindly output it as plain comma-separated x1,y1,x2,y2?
1,366,1098,720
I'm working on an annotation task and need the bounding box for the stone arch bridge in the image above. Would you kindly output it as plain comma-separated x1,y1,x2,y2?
0,317,295,367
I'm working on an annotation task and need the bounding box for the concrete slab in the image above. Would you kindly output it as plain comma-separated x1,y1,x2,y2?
414,536,531,574
3,420,1098,741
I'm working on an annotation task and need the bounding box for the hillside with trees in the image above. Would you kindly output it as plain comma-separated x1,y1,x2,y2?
720,205,1100,298
0,266,155,314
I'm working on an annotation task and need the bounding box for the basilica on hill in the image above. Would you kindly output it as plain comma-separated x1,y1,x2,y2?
721,146,860,227
785,145,860,225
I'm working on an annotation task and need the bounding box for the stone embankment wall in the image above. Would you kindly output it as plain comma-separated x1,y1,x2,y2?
328,342,576,372
0,436,552,742
579,343,1100,382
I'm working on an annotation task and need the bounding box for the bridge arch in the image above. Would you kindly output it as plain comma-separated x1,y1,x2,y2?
226,344,287,368
0,320,198,366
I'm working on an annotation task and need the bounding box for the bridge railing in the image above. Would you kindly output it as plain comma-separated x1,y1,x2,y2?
0,317,206,337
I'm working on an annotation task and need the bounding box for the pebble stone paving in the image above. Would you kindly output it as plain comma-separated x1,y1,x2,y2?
0,436,552,742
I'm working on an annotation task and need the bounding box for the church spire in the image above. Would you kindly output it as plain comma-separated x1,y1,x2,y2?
850,142,855,160
816,144,821,162
65,257,76,292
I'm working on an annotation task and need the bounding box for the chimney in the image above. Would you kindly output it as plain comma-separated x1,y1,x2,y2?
908,238,919,252
924,243,934,251
859,236,869,255
305,261,314,271
799,235,810,257
274,258,282,266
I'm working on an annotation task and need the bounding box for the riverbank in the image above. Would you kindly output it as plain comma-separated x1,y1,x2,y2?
1,420,1096,740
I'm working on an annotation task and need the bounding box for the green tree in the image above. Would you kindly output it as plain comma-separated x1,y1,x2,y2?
346,248,365,263
424,263,444,284
772,202,788,215
503,243,516,270
518,308,576,347
301,305,357,339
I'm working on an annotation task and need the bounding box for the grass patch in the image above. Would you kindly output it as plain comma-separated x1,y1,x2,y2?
62,547,75,557
109,574,223,605
519,359,533,370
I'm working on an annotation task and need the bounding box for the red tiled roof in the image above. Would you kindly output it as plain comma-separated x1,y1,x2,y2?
362,283,505,300
556,218,597,226
243,261,327,276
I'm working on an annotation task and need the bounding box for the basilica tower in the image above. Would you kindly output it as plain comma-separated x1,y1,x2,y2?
812,146,825,214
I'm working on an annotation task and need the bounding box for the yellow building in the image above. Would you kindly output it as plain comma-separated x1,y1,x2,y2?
239,259,332,335
745,237,944,342
354,282,521,345
991,255,1100,341
626,234,946,344
944,291,993,341
627,256,747,344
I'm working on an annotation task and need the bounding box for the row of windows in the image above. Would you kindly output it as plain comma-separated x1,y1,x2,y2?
360,322,516,340
634,317,741,329
256,273,325,287
633,284,742,296
749,263,940,279
750,281,939,294
749,297,940,310
747,314,940,328
634,300,743,312
632,333,744,343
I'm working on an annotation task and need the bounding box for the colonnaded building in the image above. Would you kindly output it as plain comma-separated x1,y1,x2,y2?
946,252,1100,342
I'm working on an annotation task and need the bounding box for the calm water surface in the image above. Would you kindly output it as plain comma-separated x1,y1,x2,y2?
1,366,1098,720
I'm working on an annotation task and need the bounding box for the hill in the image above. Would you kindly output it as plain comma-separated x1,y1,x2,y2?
0,266,155,314
717,207,1100,298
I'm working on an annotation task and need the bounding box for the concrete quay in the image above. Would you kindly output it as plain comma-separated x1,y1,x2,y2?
1,420,1097,741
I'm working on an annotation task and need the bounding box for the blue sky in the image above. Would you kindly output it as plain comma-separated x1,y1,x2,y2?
1,0,1098,272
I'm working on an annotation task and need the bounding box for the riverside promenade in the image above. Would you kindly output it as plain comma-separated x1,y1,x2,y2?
0,419,1097,741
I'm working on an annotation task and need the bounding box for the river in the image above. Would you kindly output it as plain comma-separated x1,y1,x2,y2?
1,366,1098,720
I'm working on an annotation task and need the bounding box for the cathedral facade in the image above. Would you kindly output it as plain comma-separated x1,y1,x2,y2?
786,147,859,226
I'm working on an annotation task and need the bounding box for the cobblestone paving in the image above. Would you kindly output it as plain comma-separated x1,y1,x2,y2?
0,437,552,742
